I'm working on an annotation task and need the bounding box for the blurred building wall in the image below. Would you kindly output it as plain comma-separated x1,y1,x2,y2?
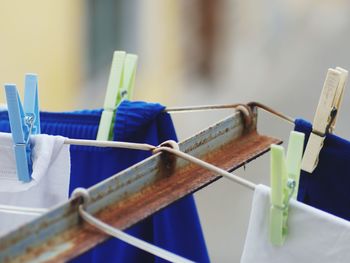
0,1,83,110
136,1,183,102
2,1,350,262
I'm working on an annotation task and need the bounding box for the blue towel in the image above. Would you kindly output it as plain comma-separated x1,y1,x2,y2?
0,100,209,263
295,118,350,221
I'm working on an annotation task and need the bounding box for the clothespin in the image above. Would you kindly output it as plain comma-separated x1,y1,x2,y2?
270,131,305,246
4,74,40,182
301,67,348,173
96,51,138,141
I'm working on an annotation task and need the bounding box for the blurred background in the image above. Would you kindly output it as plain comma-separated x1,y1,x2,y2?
1,0,350,261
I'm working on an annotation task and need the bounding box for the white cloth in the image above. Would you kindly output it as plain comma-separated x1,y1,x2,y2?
0,133,70,236
241,184,350,263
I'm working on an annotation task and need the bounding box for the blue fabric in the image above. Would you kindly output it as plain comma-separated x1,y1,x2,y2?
0,100,209,263
295,118,350,221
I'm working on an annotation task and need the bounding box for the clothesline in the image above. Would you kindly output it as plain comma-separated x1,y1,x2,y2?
64,138,156,151
0,204,47,215
73,188,194,263
0,101,296,127
3,103,257,218
0,101,290,219
1,137,256,216
2,128,257,262
0,143,254,261
1,102,285,216
165,101,295,124
62,101,294,151
0,106,274,262
3,135,248,262
70,139,257,263
65,138,256,190
67,137,256,191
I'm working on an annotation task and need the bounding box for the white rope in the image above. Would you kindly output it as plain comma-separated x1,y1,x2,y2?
64,138,156,151
73,188,194,263
5,137,256,216
153,142,256,190
0,140,155,216
165,103,244,112
165,102,295,124
70,141,256,262
0,204,47,216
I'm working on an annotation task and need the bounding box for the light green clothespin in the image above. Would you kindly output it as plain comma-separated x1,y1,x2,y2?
270,131,305,246
117,54,138,105
96,51,138,141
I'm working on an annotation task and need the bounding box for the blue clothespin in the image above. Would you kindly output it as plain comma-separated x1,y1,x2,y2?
4,74,40,182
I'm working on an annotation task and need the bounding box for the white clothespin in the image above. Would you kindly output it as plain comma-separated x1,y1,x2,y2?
301,67,348,173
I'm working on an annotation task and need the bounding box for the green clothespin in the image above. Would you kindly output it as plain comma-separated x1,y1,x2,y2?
96,51,138,141
270,131,305,246
117,54,138,105
286,132,305,199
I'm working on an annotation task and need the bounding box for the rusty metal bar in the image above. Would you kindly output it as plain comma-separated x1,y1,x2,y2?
0,108,281,263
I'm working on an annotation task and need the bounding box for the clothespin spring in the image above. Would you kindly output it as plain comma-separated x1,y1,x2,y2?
271,180,295,210
326,107,337,134
311,107,337,137
24,114,35,142
308,106,337,169
271,178,296,233
20,114,35,177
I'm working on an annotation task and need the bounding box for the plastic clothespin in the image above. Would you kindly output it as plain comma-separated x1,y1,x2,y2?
96,51,138,141
301,67,348,173
270,131,305,246
4,74,40,182
117,54,138,106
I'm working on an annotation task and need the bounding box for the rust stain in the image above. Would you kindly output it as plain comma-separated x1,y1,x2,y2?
10,131,281,263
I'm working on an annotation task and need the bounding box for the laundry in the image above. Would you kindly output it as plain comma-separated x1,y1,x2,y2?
0,133,70,236
295,118,350,221
0,100,210,263
4,98,350,262
1,68,348,262
241,184,350,263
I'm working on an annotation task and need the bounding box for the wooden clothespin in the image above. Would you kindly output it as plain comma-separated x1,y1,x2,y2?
96,51,138,141
270,131,305,246
4,74,40,182
301,67,348,173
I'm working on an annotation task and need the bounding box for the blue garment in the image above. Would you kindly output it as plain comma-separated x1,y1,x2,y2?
0,100,209,263
295,118,350,221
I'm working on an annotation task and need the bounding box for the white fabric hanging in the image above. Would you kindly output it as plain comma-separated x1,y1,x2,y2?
241,184,350,263
0,133,70,236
